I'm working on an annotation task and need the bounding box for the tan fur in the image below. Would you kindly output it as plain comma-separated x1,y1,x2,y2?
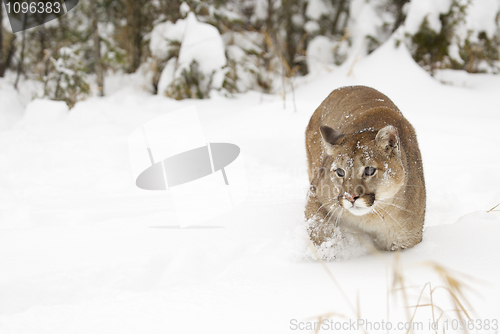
305,86,426,251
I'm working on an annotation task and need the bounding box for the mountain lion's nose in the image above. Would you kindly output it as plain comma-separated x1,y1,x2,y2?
344,192,359,203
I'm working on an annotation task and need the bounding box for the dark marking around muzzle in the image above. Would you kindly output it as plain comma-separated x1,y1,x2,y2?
361,193,376,206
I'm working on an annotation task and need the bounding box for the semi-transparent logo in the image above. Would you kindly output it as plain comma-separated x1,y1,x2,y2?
128,106,247,227
3,0,79,33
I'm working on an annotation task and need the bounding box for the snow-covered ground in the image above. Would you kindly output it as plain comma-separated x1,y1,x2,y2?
1,39,499,333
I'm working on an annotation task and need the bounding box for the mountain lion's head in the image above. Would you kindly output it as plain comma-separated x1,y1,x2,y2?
312,125,406,217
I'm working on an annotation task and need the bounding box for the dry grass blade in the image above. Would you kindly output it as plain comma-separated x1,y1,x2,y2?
406,303,447,317
390,252,413,333
392,258,480,334
405,282,435,334
431,286,471,319
306,240,357,315
487,202,500,212
306,312,349,334
305,239,368,334
262,31,298,112
304,236,481,334
422,261,483,334
422,262,475,313
387,253,486,334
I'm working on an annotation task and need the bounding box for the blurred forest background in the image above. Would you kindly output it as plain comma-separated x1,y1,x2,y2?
1,0,499,107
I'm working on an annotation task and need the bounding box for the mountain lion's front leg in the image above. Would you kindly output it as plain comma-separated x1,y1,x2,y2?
305,186,338,247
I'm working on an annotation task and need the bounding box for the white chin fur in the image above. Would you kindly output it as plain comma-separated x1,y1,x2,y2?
341,198,373,216
347,206,372,216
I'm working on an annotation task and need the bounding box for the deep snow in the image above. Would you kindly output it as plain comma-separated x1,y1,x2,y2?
0,38,499,333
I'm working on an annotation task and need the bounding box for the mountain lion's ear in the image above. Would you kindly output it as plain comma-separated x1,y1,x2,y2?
320,125,343,145
375,125,400,157
320,125,344,155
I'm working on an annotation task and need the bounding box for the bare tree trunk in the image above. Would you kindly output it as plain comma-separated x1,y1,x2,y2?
37,26,47,62
0,2,14,77
42,49,52,96
332,0,347,35
132,26,142,71
90,0,104,96
283,0,295,69
125,0,143,73
164,0,180,22
0,37,15,76
0,1,3,77
266,0,276,42
392,0,410,32
14,28,26,90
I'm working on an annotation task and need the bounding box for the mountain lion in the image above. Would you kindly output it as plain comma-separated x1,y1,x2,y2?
305,86,426,252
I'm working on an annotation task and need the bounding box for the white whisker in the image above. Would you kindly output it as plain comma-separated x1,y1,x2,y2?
378,205,402,227
334,208,344,226
314,203,329,215
315,201,333,215
372,207,384,222
326,206,341,222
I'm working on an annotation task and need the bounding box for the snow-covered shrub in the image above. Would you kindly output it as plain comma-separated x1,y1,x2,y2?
150,12,227,99
221,31,270,94
404,0,466,74
404,0,500,74
302,0,348,70
459,31,500,73
306,36,337,74
97,22,127,73
302,0,399,72
456,0,500,73
304,0,346,38
300,0,397,75
41,47,90,108
223,42,258,94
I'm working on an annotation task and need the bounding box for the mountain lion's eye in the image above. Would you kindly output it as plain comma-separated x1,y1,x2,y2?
336,168,345,177
364,167,376,177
